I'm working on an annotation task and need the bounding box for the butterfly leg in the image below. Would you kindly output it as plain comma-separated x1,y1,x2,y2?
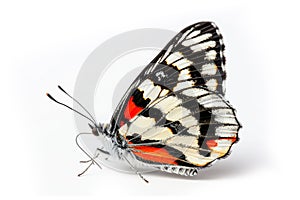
78,147,112,176
123,156,149,183
78,152,100,177
80,148,110,163
96,147,110,160
76,132,105,176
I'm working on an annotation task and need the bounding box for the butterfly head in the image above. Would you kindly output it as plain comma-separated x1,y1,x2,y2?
87,123,103,136
88,123,99,136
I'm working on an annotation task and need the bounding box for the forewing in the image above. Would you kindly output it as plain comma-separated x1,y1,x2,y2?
110,22,226,133
118,86,240,168
145,21,226,94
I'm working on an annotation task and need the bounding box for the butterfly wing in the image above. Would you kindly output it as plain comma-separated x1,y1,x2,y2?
144,21,226,94
118,86,240,174
110,22,226,133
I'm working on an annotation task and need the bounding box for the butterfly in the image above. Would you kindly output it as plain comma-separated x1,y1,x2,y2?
47,22,241,183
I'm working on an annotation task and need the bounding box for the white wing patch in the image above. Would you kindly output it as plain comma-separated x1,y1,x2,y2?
201,63,218,75
166,106,191,121
182,33,212,46
215,125,238,137
178,69,192,81
172,58,193,70
210,139,233,154
190,41,216,52
165,52,183,65
205,78,218,91
142,127,173,140
181,88,208,97
154,96,182,113
180,115,198,128
199,93,228,108
166,135,198,148
205,50,217,60
138,79,162,101
175,146,218,166
187,125,200,136
173,80,195,91
186,30,201,39
214,113,238,124
126,116,156,137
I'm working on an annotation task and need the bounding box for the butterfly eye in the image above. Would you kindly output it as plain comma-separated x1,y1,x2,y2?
92,127,99,136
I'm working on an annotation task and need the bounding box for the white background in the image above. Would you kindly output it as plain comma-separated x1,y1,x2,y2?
1,0,299,199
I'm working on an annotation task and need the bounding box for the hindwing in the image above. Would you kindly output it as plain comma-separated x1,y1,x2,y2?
118,86,240,168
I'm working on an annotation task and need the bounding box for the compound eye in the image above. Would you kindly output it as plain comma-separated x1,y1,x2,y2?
92,127,99,136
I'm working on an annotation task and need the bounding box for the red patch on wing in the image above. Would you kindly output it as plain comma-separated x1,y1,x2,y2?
131,145,178,165
228,137,237,143
206,140,218,148
207,137,237,149
124,96,143,121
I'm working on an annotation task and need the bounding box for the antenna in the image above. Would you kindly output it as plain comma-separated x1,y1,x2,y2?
46,93,96,125
57,85,97,125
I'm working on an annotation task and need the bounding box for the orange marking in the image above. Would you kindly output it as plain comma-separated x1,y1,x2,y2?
131,145,178,165
228,137,237,143
206,140,218,148
206,137,237,149
124,96,143,121
220,137,237,143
